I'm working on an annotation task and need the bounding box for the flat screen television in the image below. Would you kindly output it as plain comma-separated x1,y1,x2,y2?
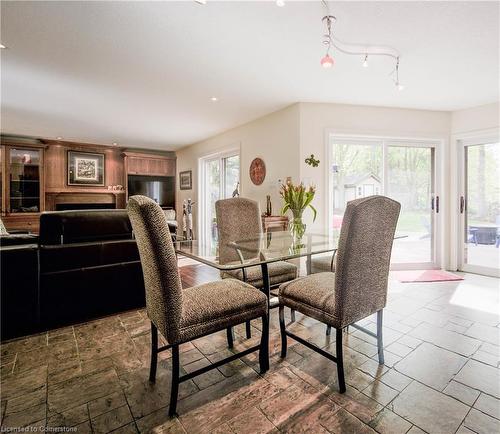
128,175,175,208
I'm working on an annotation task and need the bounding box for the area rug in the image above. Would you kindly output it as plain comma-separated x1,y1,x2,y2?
392,269,464,283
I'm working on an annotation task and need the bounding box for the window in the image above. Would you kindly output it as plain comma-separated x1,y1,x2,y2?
199,150,240,249
328,135,440,268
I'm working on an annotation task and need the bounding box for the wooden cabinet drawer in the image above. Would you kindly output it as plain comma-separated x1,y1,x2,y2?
2,214,40,234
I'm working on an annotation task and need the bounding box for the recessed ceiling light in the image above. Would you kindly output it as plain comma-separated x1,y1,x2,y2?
0,44,7,49
276,0,285,7
210,97,218,102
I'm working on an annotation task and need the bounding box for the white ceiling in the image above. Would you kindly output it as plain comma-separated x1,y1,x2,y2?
1,1,499,150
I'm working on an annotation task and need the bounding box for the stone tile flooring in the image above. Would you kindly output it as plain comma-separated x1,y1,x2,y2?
1,267,499,434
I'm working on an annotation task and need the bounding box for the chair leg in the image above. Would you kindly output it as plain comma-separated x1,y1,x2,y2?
246,320,252,339
149,322,158,383
377,309,384,364
169,345,180,417
290,308,296,322
259,314,270,373
335,328,346,393
279,305,287,358
226,326,234,349
326,325,331,336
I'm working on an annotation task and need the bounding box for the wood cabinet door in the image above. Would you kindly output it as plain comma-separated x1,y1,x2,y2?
127,157,147,174
127,156,175,176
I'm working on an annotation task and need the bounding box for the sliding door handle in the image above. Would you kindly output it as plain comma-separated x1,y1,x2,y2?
460,196,465,214
435,196,439,213
431,197,435,211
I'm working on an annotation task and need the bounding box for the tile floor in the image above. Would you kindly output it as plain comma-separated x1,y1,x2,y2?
1,266,499,434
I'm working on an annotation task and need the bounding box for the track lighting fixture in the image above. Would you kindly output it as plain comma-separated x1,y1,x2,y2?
320,0,404,89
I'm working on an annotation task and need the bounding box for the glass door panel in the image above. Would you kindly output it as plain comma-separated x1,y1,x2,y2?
462,143,500,274
206,158,221,247
200,152,240,252
331,141,383,229
387,146,434,265
223,155,240,198
9,148,41,213
330,137,439,268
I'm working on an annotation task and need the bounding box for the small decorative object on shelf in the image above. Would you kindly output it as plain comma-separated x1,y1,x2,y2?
305,154,320,167
249,157,266,185
266,195,272,216
232,182,240,197
182,198,195,240
280,180,317,242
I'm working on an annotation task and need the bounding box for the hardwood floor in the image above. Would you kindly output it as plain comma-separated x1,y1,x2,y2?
1,264,499,434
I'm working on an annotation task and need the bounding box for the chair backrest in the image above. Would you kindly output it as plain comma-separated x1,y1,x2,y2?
127,195,183,343
334,195,400,327
215,197,262,264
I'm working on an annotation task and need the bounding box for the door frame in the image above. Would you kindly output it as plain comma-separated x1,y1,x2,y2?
455,129,500,277
197,146,240,247
326,133,444,270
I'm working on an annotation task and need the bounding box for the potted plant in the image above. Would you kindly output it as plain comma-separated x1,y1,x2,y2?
280,181,317,240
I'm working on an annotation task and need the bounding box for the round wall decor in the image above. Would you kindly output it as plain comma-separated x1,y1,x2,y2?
249,157,266,185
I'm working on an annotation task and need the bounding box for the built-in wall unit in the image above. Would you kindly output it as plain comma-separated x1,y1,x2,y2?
0,135,176,233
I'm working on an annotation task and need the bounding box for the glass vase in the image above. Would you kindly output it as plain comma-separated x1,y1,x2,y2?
290,214,306,243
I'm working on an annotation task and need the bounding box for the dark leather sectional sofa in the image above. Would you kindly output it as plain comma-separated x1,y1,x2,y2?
1,209,177,340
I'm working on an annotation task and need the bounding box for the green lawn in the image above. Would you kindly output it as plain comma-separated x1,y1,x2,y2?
396,211,429,232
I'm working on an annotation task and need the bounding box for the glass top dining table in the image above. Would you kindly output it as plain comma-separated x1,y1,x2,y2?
174,230,339,306
175,230,338,271
175,230,405,307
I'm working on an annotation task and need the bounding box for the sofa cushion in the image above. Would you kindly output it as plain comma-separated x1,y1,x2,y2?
39,210,133,245
40,243,104,272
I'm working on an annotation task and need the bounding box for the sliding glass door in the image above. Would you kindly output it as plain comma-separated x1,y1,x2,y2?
199,151,240,251
330,137,440,269
459,141,500,276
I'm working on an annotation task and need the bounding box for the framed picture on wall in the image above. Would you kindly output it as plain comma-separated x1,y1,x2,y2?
67,151,105,186
179,170,192,190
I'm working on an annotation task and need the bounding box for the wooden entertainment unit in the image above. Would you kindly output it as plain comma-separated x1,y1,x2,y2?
0,136,176,233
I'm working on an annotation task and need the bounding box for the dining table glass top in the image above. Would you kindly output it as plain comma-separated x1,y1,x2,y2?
174,230,340,271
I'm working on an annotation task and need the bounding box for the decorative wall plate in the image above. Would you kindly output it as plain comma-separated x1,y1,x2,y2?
249,157,266,185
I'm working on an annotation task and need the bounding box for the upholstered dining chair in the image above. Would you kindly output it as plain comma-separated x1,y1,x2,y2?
216,197,298,342
278,195,400,393
127,195,269,416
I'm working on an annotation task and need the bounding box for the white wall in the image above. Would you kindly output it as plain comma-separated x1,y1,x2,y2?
451,102,499,134
175,104,300,234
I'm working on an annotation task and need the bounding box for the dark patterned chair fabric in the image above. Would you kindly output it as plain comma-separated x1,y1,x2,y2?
279,196,401,329
310,254,336,274
127,195,267,345
216,197,297,287
221,259,298,288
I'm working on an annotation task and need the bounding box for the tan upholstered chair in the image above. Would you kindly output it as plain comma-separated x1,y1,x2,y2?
310,254,336,274
278,196,400,393
127,195,269,416
216,197,298,340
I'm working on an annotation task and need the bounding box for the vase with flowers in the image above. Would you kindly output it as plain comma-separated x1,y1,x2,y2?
280,181,317,242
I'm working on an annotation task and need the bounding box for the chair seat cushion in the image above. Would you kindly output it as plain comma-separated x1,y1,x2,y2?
279,272,340,327
179,278,267,342
310,255,336,273
221,260,297,288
